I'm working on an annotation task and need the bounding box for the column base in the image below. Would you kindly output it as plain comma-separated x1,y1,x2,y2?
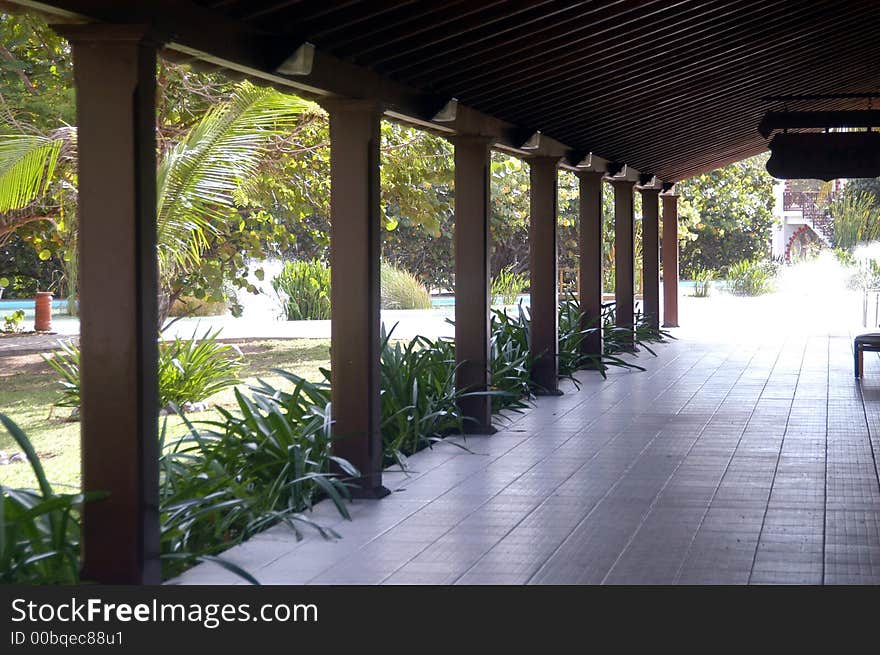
348,484,391,500
460,423,498,435
662,322,679,328
534,388,564,397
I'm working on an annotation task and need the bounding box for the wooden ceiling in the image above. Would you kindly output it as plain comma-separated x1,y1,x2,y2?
13,0,880,181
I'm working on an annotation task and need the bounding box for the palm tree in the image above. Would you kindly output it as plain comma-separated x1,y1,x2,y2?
0,80,310,322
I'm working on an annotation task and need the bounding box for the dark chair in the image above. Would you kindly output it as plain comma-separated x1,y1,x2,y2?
854,333,880,378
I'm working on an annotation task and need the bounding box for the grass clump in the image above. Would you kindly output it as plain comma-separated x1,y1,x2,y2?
727,259,774,296
273,259,332,320
381,262,432,310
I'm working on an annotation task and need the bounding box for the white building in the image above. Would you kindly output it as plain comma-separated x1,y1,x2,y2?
770,178,841,261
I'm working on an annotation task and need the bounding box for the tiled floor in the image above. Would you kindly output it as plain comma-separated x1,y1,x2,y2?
172,331,880,585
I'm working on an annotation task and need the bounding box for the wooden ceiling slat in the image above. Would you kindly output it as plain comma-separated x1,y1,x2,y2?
18,0,880,181
382,0,641,80
465,0,788,110
491,1,853,125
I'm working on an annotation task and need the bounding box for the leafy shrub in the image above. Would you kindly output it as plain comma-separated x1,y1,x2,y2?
381,262,432,310
491,266,527,306
558,297,640,379
42,339,80,407
727,259,774,296
692,269,714,297
0,389,355,584
377,327,466,467
159,385,355,581
312,325,470,468
159,331,242,407
2,308,25,333
273,259,331,320
0,413,104,584
489,305,534,412
43,331,242,411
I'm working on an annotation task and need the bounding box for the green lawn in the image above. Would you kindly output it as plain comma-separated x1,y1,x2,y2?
0,338,331,491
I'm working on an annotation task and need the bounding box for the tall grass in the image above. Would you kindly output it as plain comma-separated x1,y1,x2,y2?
273,259,331,320
381,262,432,310
831,191,880,251
727,259,774,296
491,265,527,306
692,269,714,297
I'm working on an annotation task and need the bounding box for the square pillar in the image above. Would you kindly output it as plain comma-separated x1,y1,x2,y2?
453,136,495,433
529,156,561,394
323,99,388,498
577,171,604,357
639,187,661,330
60,24,162,584
661,192,680,328
612,179,636,348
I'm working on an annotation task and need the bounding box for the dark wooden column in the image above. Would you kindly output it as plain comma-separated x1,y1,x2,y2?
639,187,661,330
662,192,680,328
453,136,495,433
324,99,388,497
529,156,561,394
61,25,161,584
612,179,636,348
577,171,604,358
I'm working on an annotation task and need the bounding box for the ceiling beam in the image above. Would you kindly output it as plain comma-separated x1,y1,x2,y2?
7,0,639,172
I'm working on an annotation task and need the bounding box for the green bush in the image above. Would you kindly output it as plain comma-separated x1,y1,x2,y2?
2,308,25,333
1,389,356,584
489,305,534,412
381,262,432,310
308,325,471,468
491,266,527,306
160,384,354,581
43,330,242,411
692,269,714,297
0,413,104,584
727,259,774,296
159,331,243,407
273,259,331,320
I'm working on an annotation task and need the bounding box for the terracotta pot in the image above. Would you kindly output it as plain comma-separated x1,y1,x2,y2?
35,292,53,332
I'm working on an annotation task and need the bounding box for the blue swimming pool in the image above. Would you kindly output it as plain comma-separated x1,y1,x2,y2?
0,299,70,311
431,294,531,308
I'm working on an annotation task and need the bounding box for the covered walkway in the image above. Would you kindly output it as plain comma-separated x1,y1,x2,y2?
9,1,880,584
174,327,880,585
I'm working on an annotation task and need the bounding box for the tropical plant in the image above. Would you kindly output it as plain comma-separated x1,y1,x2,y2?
0,81,311,324
159,387,355,581
2,308,25,332
43,331,242,411
273,259,331,321
0,413,103,584
727,259,774,296
830,190,880,252
158,331,243,408
380,262,432,310
677,154,776,279
692,269,714,297
376,327,466,467
489,305,534,412
491,265,527,305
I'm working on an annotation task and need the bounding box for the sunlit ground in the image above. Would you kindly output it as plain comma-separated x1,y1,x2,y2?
676,251,868,344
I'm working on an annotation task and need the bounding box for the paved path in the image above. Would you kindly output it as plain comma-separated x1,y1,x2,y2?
171,328,880,585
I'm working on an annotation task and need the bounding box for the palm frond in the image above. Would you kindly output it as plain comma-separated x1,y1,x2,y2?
0,133,63,213
156,81,312,278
